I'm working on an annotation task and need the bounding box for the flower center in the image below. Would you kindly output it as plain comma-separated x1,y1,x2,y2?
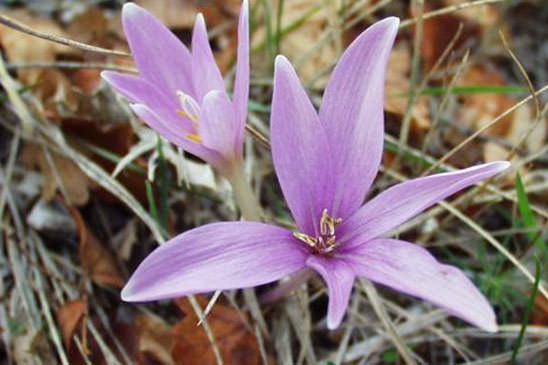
293,209,342,255
176,91,202,143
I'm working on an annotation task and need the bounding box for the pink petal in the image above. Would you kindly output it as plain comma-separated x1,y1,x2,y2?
191,14,226,101
197,90,239,160
101,71,194,133
130,104,223,168
340,162,510,247
271,56,335,236
122,222,308,301
318,17,399,219
122,3,193,97
343,239,498,332
233,0,250,151
306,256,355,329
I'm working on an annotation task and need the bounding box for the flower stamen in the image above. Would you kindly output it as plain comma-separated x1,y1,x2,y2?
176,91,203,143
294,209,341,254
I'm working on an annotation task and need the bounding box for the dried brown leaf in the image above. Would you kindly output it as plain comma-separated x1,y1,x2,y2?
70,206,125,288
56,299,87,349
173,296,261,365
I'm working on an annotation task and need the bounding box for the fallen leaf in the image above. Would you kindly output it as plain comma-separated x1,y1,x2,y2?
60,118,147,203
250,0,339,88
136,0,197,29
456,64,544,169
385,41,431,134
20,142,95,206
418,1,502,72
66,7,108,45
0,9,78,111
69,206,125,288
136,313,175,365
57,299,87,349
173,296,261,365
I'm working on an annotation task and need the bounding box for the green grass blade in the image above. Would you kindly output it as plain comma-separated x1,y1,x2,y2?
510,257,541,365
391,85,528,97
516,172,545,251
145,180,159,225
156,136,170,233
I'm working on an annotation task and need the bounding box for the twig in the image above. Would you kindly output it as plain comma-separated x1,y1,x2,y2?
7,61,137,74
188,296,224,365
382,166,548,301
422,49,470,154
245,124,271,149
399,0,424,151
0,13,130,58
499,31,540,117
400,0,507,29
499,30,547,161
422,82,548,175
361,279,420,365
0,127,20,220
440,200,548,301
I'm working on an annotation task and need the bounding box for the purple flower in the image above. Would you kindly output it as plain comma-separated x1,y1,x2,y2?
101,1,249,175
121,17,508,331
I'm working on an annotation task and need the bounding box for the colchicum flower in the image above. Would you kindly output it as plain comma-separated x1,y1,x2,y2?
121,17,508,331
101,1,249,175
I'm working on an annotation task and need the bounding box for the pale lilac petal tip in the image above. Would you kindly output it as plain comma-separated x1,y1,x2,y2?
122,222,308,302
191,13,225,101
318,17,399,219
345,239,497,332
121,3,193,96
340,161,510,247
271,55,335,236
306,256,355,329
233,0,250,148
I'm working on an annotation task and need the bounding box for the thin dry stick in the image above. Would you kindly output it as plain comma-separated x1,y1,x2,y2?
422,50,470,153
0,52,165,243
333,293,360,365
0,53,34,135
419,23,464,92
7,61,137,74
0,13,130,58
382,165,548,302
509,101,548,161
399,0,424,150
499,31,540,117
188,296,224,365
361,279,419,365
0,128,20,220
245,124,271,149
399,0,507,28
422,82,548,175
440,200,548,301
34,268,70,365
499,30,546,161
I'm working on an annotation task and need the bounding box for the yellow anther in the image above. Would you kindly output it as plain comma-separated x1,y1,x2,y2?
293,232,318,248
186,133,203,143
177,90,202,143
294,209,342,255
320,208,341,236
176,91,200,123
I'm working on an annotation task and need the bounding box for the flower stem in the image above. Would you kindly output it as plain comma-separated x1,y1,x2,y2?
226,163,263,221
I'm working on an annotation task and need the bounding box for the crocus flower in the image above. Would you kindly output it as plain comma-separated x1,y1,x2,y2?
121,17,508,331
101,1,249,175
